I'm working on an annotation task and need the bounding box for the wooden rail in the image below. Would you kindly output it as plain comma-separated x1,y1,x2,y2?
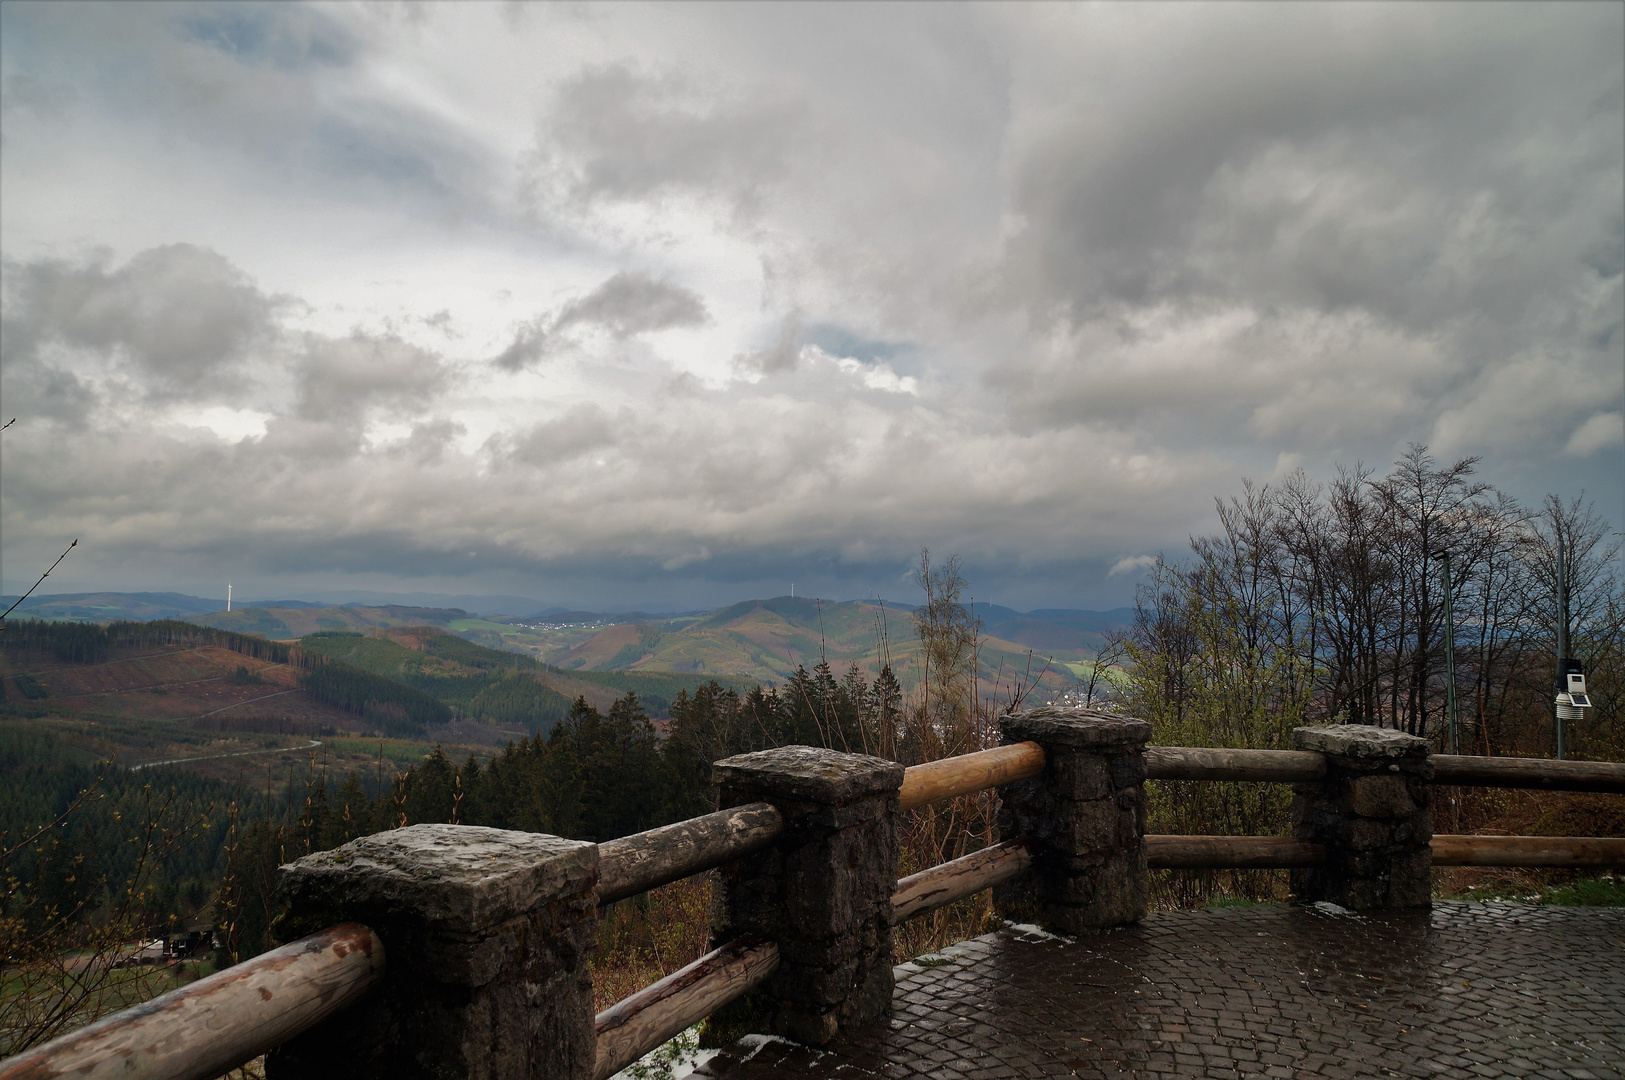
1432,755,1625,794
899,744,1625,804
898,742,1045,811
599,802,784,905
1145,747,1325,784
1146,835,1327,869
1429,834,1625,867
17,737,1622,1080
1145,834,1625,869
0,923,384,1080
592,936,779,1080
891,839,1034,924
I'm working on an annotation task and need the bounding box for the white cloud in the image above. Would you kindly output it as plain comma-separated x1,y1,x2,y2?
814,348,919,395
0,2,1620,609
1565,412,1625,457
1108,554,1159,578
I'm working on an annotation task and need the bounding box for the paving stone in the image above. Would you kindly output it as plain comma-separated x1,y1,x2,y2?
707,902,1625,1080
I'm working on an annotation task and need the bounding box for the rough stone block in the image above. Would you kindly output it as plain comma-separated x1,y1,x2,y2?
1004,707,1153,749
1293,724,1428,760
1291,725,1433,912
1349,818,1396,852
1051,799,1139,855
1388,848,1434,908
707,745,900,1048
1051,753,1114,801
1348,774,1416,818
997,707,1150,934
269,825,598,1080
713,745,904,804
278,824,597,938
1111,752,1148,789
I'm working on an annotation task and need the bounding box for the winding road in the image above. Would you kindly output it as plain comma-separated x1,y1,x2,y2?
130,739,323,772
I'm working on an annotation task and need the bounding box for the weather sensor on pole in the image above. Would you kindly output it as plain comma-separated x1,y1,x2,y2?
1553,546,1588,759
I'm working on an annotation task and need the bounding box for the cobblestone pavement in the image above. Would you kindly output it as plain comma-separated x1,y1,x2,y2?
701,902,1624,1080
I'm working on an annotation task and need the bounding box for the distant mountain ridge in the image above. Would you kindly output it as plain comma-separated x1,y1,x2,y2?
1,591,554,622
3,591,1134,689
0,592,229,621
184,605,471,638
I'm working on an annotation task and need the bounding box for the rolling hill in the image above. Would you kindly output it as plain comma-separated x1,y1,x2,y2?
295,626,741,718
0,621,532,783
187,604,470,638
539,597,1132,698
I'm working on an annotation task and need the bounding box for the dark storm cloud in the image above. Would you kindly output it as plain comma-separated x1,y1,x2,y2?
2,3,1618,609
990,4,1623,461
999,8,1619,321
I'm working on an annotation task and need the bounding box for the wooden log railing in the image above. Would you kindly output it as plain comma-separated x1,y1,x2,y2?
0,923,384,1080
592,936,779,1080
1145,746,1326,784
11,736,1623,1080
598,802,784,905
895,741,1625,795
1429,834,1625,867
1432,754,1625,793
1146,835,1327,869
892,838,1034,924
1144,834,1625,870
897,741,1045,811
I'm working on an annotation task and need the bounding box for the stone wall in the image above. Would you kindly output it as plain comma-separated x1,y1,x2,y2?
269,825,598,1080
1291,725,1433,910
994,707,1151,932
705,746,903,1046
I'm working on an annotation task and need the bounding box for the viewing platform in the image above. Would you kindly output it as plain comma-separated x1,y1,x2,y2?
8,712,1623,1080
707,902,1625,1080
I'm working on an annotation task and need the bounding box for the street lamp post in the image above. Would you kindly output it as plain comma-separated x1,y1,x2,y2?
1431,549,1460,756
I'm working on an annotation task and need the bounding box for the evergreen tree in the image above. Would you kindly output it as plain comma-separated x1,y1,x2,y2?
404,747,457,825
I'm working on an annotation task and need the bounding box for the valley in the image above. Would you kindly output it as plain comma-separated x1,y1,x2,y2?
0,595,1129,787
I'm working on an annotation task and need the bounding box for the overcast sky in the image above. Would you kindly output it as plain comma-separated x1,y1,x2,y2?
2,1,1621,612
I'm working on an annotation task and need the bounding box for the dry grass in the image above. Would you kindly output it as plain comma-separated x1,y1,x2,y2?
592,876,713,1013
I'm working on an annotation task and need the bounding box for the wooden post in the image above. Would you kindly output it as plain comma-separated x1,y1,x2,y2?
705,746,904,1046
268,824,598,1080
994,707,1152,932
1291,725,1433,910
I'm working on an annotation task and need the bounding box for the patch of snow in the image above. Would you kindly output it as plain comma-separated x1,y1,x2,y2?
1004,921,1074,942
1310,901,1358,917
609,1026,718,1080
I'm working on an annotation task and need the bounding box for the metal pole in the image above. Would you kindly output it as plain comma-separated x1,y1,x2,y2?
1438,551,1459,756
1556,542,1566,761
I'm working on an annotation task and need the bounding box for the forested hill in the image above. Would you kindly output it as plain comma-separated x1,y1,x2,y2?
538,597,1127,693
294,626,739,724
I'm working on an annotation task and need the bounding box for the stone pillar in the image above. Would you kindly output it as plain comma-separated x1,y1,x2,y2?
267,824,598,1080
1291,724,1433,910
994,706,1151,933
705,746,903,1047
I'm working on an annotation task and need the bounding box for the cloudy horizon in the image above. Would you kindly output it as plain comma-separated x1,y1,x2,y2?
2,2,1621,613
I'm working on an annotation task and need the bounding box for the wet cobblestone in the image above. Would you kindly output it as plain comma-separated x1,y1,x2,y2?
702,902,1624,1080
